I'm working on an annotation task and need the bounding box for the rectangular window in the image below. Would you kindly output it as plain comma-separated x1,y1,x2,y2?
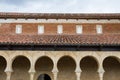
38,25,44,34
76,25,83,34
57,25,63,34
96,25,102,34
16,25,22,34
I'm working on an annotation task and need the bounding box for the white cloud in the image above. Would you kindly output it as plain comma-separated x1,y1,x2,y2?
0,0,120,13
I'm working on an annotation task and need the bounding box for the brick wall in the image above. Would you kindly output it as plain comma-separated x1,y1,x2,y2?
0,23,120,35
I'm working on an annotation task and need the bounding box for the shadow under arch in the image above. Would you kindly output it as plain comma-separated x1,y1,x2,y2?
80,56,99,70
0,56,7,80
57,55,76,65
35,55,54,67
57,56,76,80
11,55,31,65
11,56,31,80
80,55,100,70
80,56,99,80
103,56,120,80
35,56,54,80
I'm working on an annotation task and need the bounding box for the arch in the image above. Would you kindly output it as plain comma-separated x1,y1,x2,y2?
35,56,54,71
11,55,31,70
35,56,54,80
57,56,76,80
6,54,31,73
11,55,31,64
103,56,120,63
57,55,76,65
11,56,31,80
37,74,51,80
0,56,7,80
80,56,99,80
80,55,100,69
103,56,120,80
34,56,54,67
103,56,120,71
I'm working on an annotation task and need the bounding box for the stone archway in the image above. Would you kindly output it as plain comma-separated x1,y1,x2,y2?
57,56,76,80
11,56,30,80
37,74,51,80
0,56,7,80
35,56,53,80
103,56,120,80
80,56,99,80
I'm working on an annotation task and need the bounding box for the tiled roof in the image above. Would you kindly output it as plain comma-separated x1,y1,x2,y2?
0,12,120,19
0,34,120,45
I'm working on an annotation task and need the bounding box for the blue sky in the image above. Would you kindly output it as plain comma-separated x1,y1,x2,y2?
0,0,120,13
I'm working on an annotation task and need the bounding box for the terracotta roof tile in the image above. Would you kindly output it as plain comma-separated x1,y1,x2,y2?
0,34,120,45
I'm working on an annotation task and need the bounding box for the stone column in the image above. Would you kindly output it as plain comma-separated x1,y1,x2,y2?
75,71,82,80
52,66,58,80
29,58,36,80
98,69,105,80
29,71,35,80
75,59,82,80
5,59,13,80
52,71,58,80
52,59,58,80
98,61,105,80
5,71,12,80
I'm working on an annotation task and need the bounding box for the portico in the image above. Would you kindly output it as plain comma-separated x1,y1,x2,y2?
0,51,119,80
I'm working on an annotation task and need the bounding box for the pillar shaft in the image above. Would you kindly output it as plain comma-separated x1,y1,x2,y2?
76,72,81,80
29,72,35,80
98,61,105,80
98,71,104,80
75,59,82,80
53,72,58,80
52,60,59,80
6,71,12,80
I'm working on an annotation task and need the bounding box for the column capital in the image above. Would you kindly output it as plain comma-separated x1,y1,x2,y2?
5,70,13,73
5,66,13,73
75,69,82,73
52,70,59,73
29,69,36,74
52,64,59,73
98,68,105,74
75,60,82,73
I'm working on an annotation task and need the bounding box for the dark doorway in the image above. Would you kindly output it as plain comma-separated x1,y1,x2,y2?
37,74,51,80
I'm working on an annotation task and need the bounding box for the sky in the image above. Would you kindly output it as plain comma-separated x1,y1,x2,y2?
0,0,120,13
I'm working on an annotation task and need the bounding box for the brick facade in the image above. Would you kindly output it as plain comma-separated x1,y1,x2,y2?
0,23,120,35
